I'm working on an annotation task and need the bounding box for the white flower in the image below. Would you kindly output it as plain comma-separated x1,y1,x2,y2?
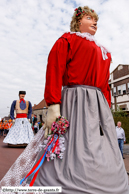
50,153,56,160
59,144,65,151
59,153,64,159
59,136,65,143
61,147,65,152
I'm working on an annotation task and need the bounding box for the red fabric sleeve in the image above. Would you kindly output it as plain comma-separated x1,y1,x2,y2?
102,83,111,108
44,38,69,106
101,71,111,108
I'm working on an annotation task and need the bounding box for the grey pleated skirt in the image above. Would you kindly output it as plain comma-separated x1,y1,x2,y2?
28,85,129,194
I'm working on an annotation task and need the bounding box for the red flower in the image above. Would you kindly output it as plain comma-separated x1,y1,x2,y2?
74,8,78,11
91,9,94,12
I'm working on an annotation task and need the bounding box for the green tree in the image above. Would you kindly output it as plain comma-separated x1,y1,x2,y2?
111,105,128,117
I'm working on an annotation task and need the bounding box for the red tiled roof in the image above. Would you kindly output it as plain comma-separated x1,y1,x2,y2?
32,99,48,110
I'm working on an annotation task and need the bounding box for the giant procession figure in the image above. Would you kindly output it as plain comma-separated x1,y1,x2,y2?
3,91,34,147
0,6,128,194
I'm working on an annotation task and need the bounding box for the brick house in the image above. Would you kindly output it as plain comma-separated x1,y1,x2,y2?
32,99,48,122
109,64,129,111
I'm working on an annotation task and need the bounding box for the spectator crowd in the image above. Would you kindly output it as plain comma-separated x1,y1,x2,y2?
0,116,45,137
0,119,13,137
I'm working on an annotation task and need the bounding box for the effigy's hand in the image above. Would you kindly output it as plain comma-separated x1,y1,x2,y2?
43,104,61,138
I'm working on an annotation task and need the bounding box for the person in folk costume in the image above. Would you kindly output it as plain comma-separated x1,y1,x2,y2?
0,6,128,194
26,6,129,193
3,91,34,147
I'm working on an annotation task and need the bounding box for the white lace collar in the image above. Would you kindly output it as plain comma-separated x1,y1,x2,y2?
67,31,110,60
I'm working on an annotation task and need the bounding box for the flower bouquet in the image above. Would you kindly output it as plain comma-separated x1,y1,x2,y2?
20,116,69,186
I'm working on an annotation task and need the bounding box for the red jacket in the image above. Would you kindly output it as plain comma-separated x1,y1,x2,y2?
44,32,111,107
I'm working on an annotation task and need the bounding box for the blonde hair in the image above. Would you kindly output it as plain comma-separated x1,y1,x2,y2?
70,6,99,32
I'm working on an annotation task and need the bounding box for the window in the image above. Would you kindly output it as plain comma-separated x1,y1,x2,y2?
128,83,129,93
118,65,123,70
113,87,117,96
119,104,127,111
117,85,121,95
122,84,126,94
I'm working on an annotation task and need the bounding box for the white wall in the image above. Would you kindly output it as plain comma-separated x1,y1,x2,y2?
116,95,129,103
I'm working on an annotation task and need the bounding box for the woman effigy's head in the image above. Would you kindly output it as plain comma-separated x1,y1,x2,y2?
70,6,99,35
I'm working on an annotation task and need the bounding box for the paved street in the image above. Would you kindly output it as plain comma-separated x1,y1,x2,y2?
123,144,129,183
0,136,25,180
123,144,129,155
0,136,129,186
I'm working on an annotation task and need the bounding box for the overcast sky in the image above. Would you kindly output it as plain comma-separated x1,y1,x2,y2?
0,0,129,118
